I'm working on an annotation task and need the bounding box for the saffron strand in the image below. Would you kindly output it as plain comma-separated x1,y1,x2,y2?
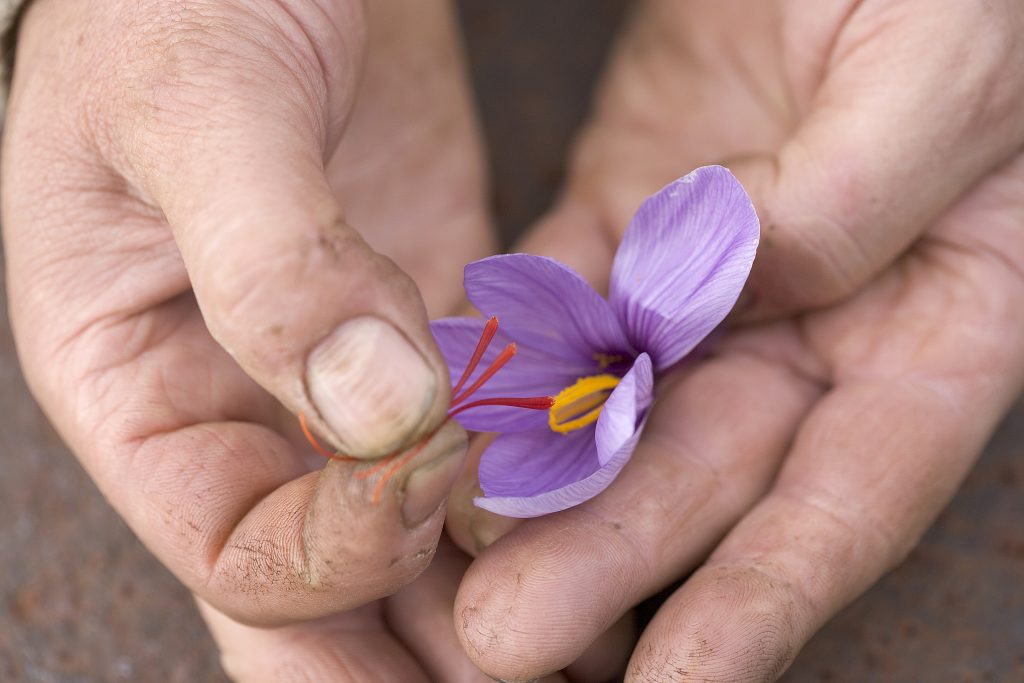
354,454,398,481
372,439,428,504
447,395,554,419
450,316,499,400
298,412,357,463
451,343,517,406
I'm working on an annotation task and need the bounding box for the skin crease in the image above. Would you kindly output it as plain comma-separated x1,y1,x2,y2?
446,1,1024,682
4,2,1023,683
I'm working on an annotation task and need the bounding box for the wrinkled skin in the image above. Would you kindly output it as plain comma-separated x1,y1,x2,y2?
3,0,518,680
5,0,1024,682
446,1,1024,681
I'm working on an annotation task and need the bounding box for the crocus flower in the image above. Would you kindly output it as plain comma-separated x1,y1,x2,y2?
431,165,759,518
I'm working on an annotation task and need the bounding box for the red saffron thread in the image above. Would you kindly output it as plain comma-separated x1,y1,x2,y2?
451,316,498,398
372,440,428,504
451,343,517,406
298,412,358,463
447,395,554,418
354,453,399,481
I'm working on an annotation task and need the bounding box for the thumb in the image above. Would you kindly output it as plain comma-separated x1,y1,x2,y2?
120,12,449,458
731,2,1024,319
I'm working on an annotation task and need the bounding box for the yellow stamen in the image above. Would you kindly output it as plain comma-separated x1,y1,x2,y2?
549,374,620,434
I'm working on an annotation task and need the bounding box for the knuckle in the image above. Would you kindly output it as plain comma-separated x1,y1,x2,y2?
790,487,905,569
196,218,359,346
205,242,303,324
199,233,314,338
762,195,875,308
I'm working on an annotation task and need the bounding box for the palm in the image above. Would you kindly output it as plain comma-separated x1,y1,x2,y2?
449,2,1024,680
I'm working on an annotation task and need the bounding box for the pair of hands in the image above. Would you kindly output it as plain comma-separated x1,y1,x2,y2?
5,1,1024,681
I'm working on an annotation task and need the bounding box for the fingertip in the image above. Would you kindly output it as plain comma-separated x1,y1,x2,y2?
454,518,635,681
626,563,804,683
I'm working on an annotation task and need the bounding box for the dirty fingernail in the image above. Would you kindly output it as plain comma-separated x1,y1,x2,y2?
308,316,436,458
401,440,467,528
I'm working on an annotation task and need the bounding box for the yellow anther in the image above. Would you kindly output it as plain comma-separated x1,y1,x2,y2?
549,374,620,434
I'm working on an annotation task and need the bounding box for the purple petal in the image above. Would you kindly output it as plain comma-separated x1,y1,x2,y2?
478,429,598,500
431,317,589,432
610,166,759,370
465,254,633,364
475,353,653,518
595,353,653,465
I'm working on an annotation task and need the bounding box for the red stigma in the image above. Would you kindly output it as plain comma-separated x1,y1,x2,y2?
451,316,499,398
448,395,554,418
446,317,553,415
298,413,357,463
451,342,517,406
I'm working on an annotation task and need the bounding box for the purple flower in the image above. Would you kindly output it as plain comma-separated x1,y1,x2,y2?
431,166,759,518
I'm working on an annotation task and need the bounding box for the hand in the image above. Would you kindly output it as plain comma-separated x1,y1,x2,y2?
446,1,1024,680
3,0,496,679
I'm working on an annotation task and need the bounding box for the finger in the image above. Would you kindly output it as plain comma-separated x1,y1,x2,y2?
733,0,1024,317
628,165,1024,681
135,339,467,624
385,537,568,683
198,599,430,683
445,446,636,683
115,1,449,457
453,335,822,680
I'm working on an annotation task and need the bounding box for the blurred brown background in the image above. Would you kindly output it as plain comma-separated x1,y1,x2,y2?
2,2,1023,681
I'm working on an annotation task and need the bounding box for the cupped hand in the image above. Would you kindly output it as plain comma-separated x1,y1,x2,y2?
446,1,1024,680
3,0,499,679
